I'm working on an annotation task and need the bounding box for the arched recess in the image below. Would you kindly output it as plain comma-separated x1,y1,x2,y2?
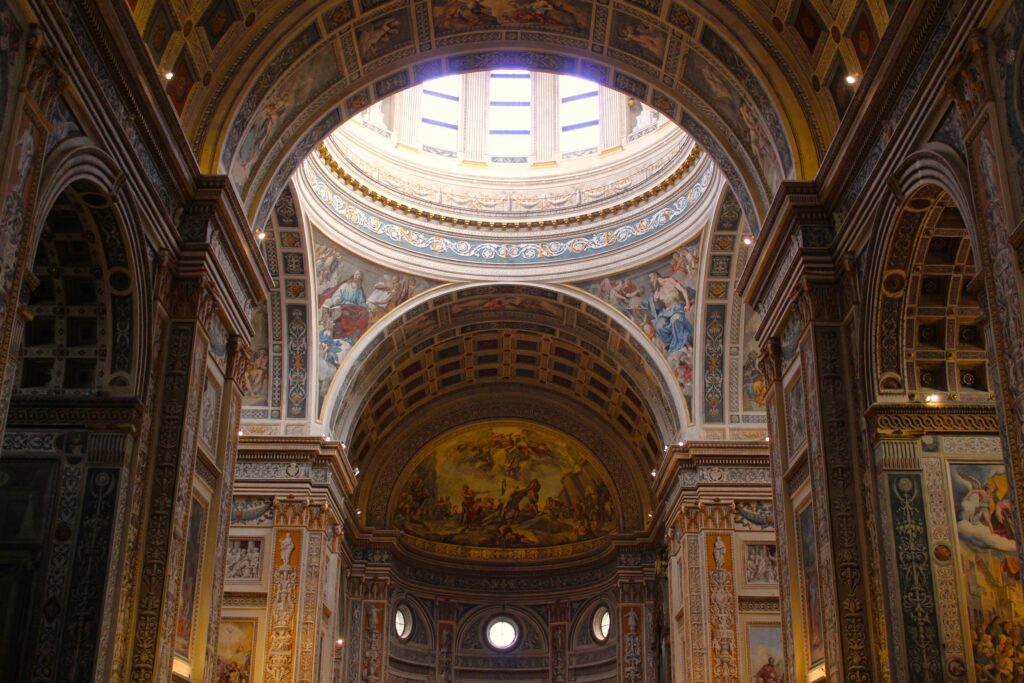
0,158,145,682
865,147,985,405
323,281,688,444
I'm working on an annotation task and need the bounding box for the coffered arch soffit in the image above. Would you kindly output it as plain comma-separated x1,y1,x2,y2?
128,0,893,229
324,281,688,452
867,179,993,408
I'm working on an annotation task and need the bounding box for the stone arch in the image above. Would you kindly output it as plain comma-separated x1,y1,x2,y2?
866,149,988,404
28,143,151,397
186,7,831,230
323,281,689,444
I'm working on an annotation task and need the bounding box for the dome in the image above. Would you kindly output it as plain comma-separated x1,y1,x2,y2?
295,70,721,281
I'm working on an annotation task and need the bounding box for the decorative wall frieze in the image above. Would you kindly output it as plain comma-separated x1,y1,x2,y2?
864,404,999,442
737,596,780,612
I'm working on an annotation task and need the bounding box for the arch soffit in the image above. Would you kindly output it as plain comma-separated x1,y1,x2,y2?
34,142,151,397
862,146,979,402
175,3,838,227
322,281,689,443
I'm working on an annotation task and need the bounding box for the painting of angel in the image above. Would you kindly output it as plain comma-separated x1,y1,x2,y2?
949,462,1024,679
314,233,438,407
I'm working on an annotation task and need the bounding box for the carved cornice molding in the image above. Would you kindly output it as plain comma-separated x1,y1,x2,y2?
236,435,355,495
864,403,999,443
317,142,704,230
5,397,144,428
738,184,843,339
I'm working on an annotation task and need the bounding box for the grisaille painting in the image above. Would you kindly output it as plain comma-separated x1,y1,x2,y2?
392,421,618,550
949,462,1024,679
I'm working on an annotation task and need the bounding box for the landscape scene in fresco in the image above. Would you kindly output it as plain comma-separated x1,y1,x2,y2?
577,239,700,397
314,233,439,406
392,420,618,548
950,462,1024,679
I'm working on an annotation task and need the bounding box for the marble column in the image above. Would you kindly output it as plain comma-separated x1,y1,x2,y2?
459,72,489,164
531,72,559,165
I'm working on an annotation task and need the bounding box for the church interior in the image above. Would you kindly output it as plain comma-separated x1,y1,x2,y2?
0,0,1022,681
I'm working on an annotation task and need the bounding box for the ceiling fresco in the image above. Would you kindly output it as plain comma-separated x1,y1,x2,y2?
574,236,701,402
391,420,619,558
314,231,443,410
125,0,892,229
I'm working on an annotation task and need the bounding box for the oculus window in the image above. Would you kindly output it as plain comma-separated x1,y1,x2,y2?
486,616,519,650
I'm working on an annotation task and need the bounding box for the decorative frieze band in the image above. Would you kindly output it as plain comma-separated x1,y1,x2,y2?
865,404,999,441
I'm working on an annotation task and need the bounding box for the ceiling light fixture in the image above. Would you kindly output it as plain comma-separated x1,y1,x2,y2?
651,469,657,478
255,230,266,241
845,73,858,85
164,71,174,80
743,235,753,245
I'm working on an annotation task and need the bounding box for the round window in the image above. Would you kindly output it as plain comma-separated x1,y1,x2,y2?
395,604,412,640
592,606,611,642
486,617,519,651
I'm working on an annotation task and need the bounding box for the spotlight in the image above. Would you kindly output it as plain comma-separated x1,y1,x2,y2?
845,73,858,85
164,71,174,81
925,394,940,404
743,236,753,245
336,638,344,647
764,436,770,442
237,430,244,437
255,230,266,241
354,467,361,476
651,469,657,478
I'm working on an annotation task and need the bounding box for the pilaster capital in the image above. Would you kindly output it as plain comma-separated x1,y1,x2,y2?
739,183,840,340
175,176,272,345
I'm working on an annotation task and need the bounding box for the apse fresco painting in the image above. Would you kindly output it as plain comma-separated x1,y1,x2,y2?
314,232,439,407
949,463,1024,679
576,238,700,398
392,421,618,550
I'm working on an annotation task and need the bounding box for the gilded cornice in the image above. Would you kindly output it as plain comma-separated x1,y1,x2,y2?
316,142,703,231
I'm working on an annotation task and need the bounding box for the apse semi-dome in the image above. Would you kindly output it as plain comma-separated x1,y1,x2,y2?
294,70,722,282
